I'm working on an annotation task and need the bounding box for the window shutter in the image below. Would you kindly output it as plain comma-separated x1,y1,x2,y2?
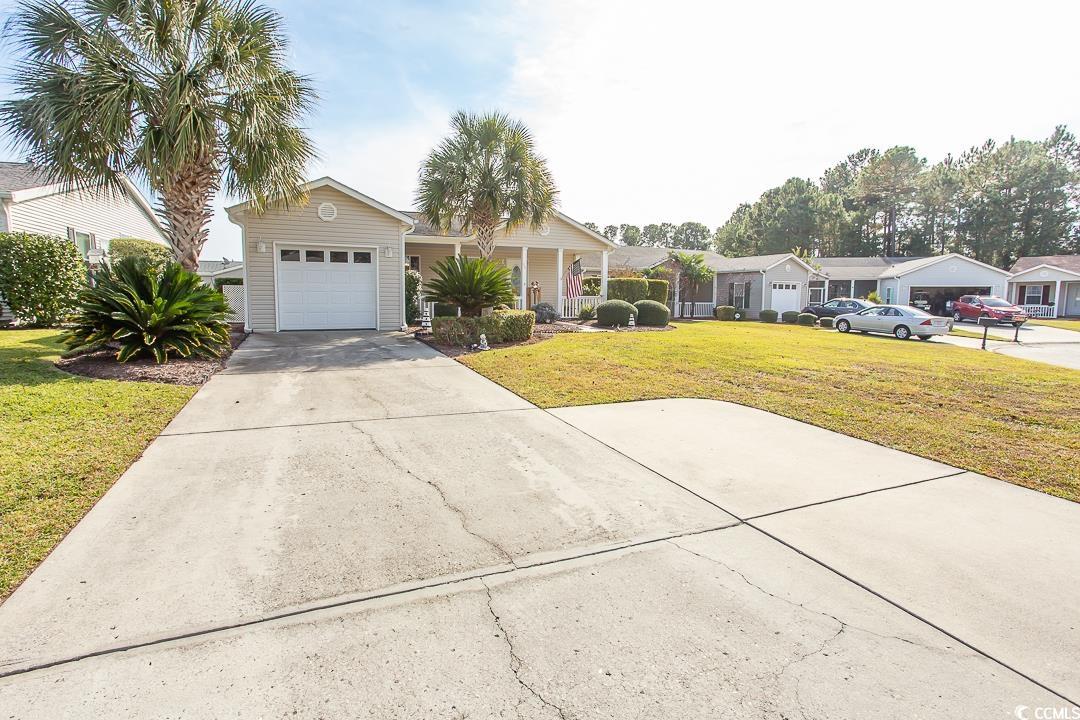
744,279,752,308
728,283,734,305
1043,285,1051,305
66,227,76,244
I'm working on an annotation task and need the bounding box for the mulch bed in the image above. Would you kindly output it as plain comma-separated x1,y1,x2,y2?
55,332,248,386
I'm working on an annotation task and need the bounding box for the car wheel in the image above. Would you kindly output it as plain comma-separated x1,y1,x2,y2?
894,325,911,340
952,311,962,322
836,319,850,333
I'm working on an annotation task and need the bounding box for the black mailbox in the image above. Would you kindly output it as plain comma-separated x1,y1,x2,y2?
977,316,998,327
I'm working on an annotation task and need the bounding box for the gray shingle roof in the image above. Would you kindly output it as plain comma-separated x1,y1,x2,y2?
0,162,53,193
580,246,803,273
197,259,244,274
1010,255,1080,274
402,211,467,238
814,256,928,280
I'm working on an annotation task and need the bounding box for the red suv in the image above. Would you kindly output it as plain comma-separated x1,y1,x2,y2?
951,295,1027,326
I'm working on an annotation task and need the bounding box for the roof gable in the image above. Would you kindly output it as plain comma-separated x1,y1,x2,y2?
1010,255,1080,274
226,177,414,227
884,253,1011,278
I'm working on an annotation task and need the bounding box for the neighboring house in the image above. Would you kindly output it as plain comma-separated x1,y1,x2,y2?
196,259,245,286
226,177,616,332
1007,255,1080,318
579,246,815,319
0,162,168,255
809,254,1012,315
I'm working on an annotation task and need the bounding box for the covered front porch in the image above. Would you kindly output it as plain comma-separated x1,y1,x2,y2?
405,239,610,319
1009,271,1080,319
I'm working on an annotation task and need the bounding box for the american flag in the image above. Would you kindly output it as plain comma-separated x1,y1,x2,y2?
564,259,583,299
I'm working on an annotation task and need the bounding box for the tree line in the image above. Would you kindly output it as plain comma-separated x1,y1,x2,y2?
585,126,1080,268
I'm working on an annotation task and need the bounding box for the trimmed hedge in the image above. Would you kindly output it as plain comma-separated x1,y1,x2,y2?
715,305,736,321
633,299,670,327
781,311,800,324
607,277,649,304
578,303,596,321
532,302,558,323
0,231,86,326
596,299,638,327
797,312,817,326
646,279,669,304
431,309,535,346
759,309,778,323
819,316,834,328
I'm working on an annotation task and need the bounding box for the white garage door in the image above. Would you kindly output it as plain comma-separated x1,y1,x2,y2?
771,282,802,315
276,246,377,330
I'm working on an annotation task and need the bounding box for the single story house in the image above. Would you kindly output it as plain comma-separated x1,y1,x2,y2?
226,177,616,332
196,259,245,286
579,246,816,319
1007,255,1080,318
809,254,1013,315
0,161,168,257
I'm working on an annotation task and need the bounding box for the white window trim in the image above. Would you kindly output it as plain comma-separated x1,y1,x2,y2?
1024,285,1044,304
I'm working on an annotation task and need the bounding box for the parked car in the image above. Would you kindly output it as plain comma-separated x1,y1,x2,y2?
835,305,952,340
802,298,875,319
951,295,1027,326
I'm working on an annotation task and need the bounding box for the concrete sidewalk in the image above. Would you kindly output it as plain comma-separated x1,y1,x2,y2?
938,322,1080,369
0,337,1076,717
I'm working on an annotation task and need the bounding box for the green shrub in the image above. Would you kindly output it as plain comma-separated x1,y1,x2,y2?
759,309,778,323
578,303,595,321
494,309,535,341
532,302,558,323
405,268,422,325
582,276,601,296
819,316,834,328
781,311,799,324
109,237,173,267
424,256,515,316
634,299,670,327
595,299,638,327
646,279,669,303
431,309,535,346
714,305,736,321
867,290,882,304
797,312,817,326
213,277,243,289
0,231,86,326
63,257,230,363
607,277,649,304
433,302,459,317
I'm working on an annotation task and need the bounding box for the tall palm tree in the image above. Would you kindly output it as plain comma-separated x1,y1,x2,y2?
416,111,557,259
670,251,713,299
1,0,316,270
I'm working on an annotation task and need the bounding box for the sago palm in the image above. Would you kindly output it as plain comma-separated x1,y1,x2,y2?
423,256,516,317
416,111,558,259
1,0,316,270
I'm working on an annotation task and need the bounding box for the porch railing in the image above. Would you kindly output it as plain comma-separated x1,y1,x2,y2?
1020,304,1056,319
562,295,602,319
677,301,716,318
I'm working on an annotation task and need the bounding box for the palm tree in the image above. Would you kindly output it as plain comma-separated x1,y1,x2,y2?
416,111,558,259
670,251,713,299
1,0,316,271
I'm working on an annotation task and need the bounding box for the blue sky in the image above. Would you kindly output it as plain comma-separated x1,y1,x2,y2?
2,0,1079,260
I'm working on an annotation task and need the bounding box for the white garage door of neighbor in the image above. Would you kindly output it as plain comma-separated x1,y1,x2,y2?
771,282,802,314
276,245,377,330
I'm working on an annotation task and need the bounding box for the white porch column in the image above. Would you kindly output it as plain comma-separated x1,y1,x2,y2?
556,247,565,317
1053,279,1060,318
453,242,461,258
711,273,717,306
823,279,829,301
520,246,529,310
850,280,855,298
600,250,609,301
673,275,681,318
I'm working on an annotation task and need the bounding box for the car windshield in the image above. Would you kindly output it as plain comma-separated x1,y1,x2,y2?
980,297,1012,308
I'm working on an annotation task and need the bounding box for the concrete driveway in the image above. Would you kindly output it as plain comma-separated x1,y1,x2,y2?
0,333,1076,717
939,321,1080,369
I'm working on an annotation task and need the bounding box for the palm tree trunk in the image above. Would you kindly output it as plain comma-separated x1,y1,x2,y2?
160,158,219,271
475,223,497,259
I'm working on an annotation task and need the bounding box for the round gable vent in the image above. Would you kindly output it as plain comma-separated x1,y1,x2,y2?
317,202,337,222
1039,269,1049,278
948,264,957,272
539,224,550,236
785,263,791,271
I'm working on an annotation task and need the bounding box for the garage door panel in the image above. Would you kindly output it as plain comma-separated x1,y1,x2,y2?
277,244,378,330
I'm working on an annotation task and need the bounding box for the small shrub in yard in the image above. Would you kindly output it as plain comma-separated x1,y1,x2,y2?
759,309,778,323
797,312,817,326
432,310,535,346
532,302,559,323
405,268,422,325
108,237,173,267
819,316,834,328
493,309,535,341
63,257,229,363
0,231,86,326
781,311,800,324
595,299,638,327
578,303,595,321
582,277,601,296
424,256,515,316
715,305,736,321
646,279,669,304
634,300,670,327
607,277,649,304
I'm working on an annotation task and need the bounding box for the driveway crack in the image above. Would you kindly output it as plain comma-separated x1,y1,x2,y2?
481,578,570,720
351,423,517,568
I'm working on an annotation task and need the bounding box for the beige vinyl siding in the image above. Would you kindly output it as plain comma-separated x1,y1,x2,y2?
0,201,8,232
763,259,812,311
8,187,166,248
241,186,408,331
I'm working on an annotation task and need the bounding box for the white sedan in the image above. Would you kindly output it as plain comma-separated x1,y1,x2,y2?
835,305,953,340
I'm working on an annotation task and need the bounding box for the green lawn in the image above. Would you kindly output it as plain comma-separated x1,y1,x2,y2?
949,328,1007,341
462,322,1080,502
0,330,194,600
1031,318,1080,332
